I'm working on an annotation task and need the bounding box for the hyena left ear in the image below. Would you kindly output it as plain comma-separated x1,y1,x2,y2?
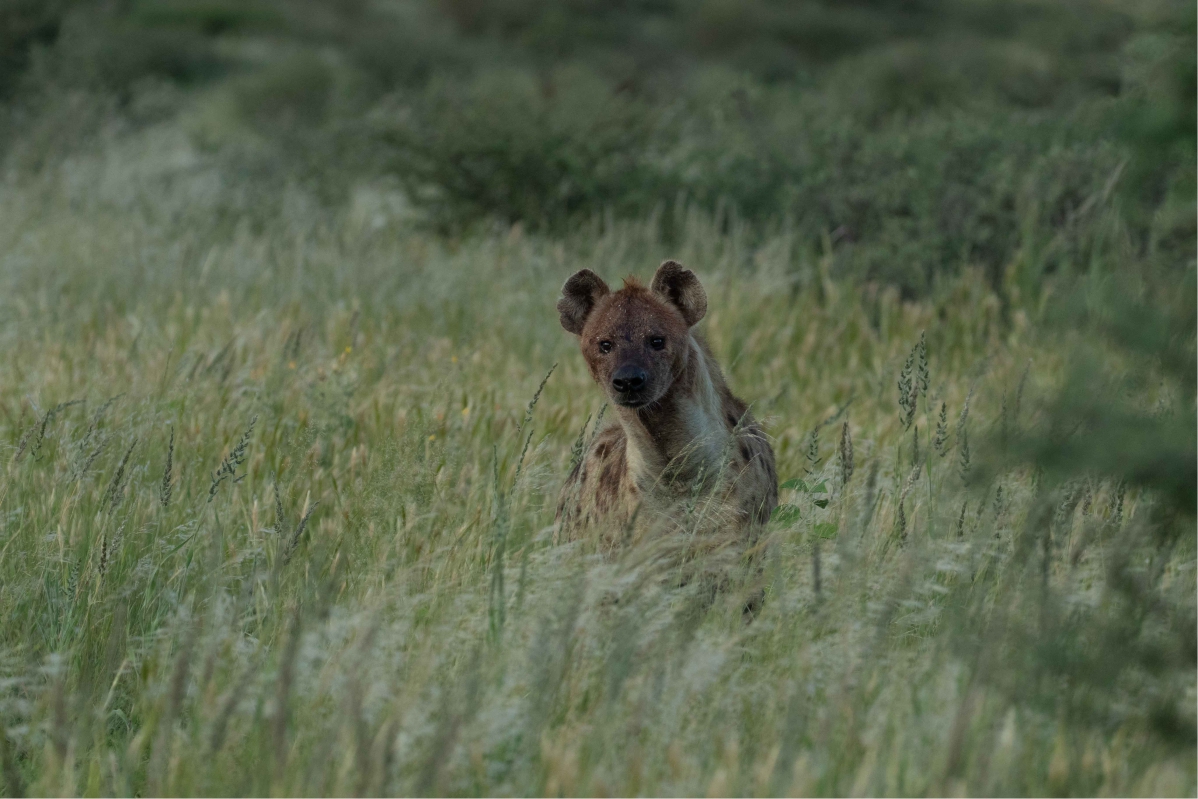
651,260,707,327
558,269,610,335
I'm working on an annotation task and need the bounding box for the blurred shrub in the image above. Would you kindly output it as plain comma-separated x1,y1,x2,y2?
973,259,1197,749
232,53,336,129
2,0,1189,298
384,67,1127,294
0,0,73,98
788,112,1124,293
270,0,477,89
434,0,1133,91
34,9,223,96
1113,5,1196,264
129,0,281,35
384,67,664,231
437,0,669,63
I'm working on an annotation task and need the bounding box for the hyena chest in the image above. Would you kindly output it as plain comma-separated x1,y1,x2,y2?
625,400,735,492
558,401,749,535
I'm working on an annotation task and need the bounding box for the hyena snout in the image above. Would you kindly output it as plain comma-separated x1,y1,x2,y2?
611,364,648,394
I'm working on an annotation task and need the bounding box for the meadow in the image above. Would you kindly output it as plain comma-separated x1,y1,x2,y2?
0,1,1194,796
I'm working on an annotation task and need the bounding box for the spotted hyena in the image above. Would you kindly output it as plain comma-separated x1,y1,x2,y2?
555,260,777,548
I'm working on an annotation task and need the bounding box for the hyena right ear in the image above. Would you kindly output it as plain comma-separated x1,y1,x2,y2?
558,269,610,335
651,260,707,327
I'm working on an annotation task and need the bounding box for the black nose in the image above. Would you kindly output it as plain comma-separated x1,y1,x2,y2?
611,366,647,393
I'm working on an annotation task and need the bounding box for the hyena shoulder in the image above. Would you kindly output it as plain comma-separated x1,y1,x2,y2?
556,423,639,545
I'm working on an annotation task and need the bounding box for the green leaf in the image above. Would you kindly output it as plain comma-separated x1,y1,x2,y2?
813,498,829,509
811,481,828,493
814,522,838,539
779,478,807,491
771,503,802,525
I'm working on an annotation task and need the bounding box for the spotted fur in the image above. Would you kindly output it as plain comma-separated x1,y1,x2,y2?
555,261,777,549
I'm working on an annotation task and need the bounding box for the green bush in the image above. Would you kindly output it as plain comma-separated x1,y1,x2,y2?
0,185,1191,795
384,67,664,231
0,0,73,98
383,70,1128,294
0,2,1192,790
31,7,224,96
1,0,1190,299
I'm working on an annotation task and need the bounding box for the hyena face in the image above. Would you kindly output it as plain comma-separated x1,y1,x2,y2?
558,261,708,408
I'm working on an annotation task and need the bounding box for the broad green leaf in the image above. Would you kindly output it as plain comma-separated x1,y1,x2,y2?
814,522,839,538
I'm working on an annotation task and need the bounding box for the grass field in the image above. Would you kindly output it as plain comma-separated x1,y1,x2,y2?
0,1,1194,796
0,154,1193,796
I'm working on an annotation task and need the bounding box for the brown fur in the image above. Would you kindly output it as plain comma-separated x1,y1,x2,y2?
555,261,777,549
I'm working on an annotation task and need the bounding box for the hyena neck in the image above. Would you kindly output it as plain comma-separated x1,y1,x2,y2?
617,335,731,486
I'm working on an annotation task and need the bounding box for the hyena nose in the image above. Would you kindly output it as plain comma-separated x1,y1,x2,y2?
611,366,647,393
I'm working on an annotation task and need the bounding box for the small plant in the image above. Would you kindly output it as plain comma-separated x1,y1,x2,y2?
105,438,137,512
1111,481,1126,529
956,389,973,481
15,399,82,462
804,427,821,475
774,477,835,537
273,480,287,534
916,331,929,397
934,402,949,456
839,422,854,486
73,395,119,480
898,347,916,430
208,416,257,502
1013,359,1031,422
281,496,320,567
160,426,175,507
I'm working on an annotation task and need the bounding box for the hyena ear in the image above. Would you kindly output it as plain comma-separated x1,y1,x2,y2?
651,260,707,327
558,269,610,335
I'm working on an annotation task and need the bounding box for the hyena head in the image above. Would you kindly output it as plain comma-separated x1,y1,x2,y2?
558,260,707,409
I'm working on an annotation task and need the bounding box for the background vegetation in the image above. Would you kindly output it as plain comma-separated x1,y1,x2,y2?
0,0,1193,795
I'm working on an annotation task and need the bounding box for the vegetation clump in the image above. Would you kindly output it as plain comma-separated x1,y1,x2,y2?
0,1,1192,795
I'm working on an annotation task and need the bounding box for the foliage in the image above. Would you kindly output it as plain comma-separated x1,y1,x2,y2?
2,0,1190,295
0,1,1192,795
384,66,663,231
0,158,1193,793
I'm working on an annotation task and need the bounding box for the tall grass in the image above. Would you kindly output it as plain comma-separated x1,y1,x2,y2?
0,146,1192,795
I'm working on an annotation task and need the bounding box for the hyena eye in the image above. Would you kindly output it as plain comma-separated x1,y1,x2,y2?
649,336,665,350
598,340,613,354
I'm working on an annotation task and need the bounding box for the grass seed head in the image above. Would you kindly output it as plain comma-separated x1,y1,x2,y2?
105,438,138,512
805,426,820,475
956,388,973,481
917,331,929,395
283,496,320,566
208,416,257,502
934,402,949,456
898,347,916,429
839,421,854,486
1112,481,1126,528
1014,359,1031,423
273,480,288,533
160,426,175,508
